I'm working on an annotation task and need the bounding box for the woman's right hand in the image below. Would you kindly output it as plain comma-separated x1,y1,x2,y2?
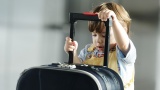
64,37,78,55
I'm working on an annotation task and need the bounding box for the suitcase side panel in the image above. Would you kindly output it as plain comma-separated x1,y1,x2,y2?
16,69,40,90
16,67,102,90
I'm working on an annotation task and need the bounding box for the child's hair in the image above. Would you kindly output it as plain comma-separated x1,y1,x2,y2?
88,2,131,35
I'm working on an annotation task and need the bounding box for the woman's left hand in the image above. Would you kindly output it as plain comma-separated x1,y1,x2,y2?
98,9,117,21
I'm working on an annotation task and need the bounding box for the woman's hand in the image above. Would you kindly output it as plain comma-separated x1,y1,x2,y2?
64,37,78,55
98,9,117,21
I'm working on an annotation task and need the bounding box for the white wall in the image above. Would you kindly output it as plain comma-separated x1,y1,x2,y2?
132,20,158,90
155,1,160,89
155,25,160,90
0,0,65,90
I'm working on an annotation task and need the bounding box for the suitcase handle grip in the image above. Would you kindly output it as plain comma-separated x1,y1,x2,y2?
69,12,112,67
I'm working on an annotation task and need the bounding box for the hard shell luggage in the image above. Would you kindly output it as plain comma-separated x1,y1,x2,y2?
16,13,124,90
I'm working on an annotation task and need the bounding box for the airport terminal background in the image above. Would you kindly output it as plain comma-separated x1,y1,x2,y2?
0,0,160,90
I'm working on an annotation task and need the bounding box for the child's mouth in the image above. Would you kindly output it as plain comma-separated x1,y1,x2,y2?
97,46,104,51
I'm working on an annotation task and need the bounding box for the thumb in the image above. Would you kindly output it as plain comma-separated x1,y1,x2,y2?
72,41,78,55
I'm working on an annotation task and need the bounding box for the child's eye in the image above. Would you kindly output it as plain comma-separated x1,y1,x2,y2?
92,33,97,37
102,34,106,37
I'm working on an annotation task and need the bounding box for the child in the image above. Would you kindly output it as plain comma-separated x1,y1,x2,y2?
64,2,136,90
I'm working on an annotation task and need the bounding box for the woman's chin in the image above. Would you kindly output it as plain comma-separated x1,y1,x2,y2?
98,48,104,52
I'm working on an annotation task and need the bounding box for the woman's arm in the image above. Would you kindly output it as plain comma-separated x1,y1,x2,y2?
64,37,82,64
98,10,130,55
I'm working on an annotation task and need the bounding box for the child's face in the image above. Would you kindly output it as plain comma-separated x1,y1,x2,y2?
92,27,116,52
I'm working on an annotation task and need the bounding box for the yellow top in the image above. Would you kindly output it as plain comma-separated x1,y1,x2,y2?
83,48,118,73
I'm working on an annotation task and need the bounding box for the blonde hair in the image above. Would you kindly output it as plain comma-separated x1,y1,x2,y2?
88,2,131,35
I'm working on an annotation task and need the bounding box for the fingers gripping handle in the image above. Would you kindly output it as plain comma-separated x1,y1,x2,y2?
68,12,112,67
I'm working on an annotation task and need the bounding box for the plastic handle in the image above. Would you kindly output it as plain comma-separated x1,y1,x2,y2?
83,12,97,16
68,12,112,67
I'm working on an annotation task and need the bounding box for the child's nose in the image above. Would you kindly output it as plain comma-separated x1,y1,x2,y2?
97,36,103,43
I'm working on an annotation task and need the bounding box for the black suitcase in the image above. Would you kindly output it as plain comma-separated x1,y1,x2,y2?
16,13,124,90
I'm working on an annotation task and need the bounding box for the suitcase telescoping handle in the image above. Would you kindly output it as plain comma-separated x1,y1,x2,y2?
69,12,112,67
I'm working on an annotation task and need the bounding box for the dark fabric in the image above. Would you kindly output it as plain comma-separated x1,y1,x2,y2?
17,69,40,90
17,69,98,90
17,65,124,90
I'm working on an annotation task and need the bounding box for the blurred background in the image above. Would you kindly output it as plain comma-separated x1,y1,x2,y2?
0,0,159,90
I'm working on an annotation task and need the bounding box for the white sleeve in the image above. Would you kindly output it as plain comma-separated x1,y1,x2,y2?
116,40,137,64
